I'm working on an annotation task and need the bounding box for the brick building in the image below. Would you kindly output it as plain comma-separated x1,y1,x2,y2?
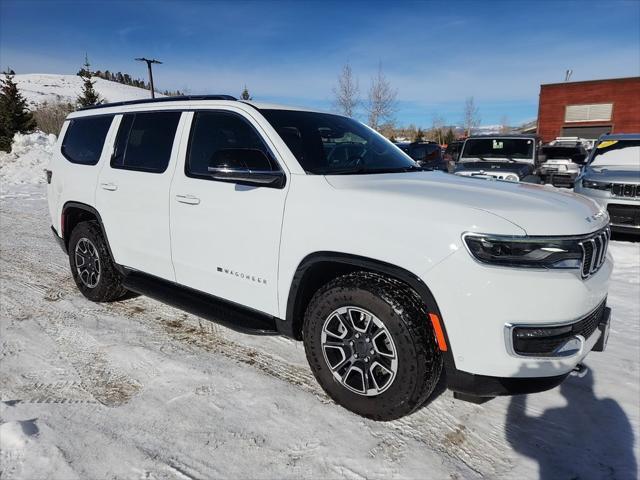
536,77,640,143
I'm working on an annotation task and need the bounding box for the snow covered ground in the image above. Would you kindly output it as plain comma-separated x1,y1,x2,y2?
0,132,56,187
0,142,639,479
13,74,160,108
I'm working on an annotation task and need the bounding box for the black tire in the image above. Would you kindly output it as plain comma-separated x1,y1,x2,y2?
303,272,442,421
68,221,128,302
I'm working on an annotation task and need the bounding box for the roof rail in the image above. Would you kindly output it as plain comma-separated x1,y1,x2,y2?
78,94,237,111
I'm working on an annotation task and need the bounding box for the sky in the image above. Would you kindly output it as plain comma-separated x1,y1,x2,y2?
1,0,639,127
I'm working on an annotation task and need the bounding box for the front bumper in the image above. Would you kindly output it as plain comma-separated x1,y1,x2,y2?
446,306,611,397
422,246,612,380
539,169,578,187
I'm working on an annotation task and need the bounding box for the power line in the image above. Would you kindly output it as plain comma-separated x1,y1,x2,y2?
135,57,162,98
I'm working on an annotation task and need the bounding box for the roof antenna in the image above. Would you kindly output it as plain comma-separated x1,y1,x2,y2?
564,69,573,82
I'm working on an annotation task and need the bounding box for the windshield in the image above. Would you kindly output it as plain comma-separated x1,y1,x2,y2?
261,110,418,174
461,138,534,160
589,140,640,168
542,146,587,162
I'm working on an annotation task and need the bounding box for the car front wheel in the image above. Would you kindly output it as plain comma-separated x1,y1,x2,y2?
303,272,442,420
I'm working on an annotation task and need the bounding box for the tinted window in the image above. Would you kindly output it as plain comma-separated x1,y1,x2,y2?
61,116,113,165
112,112,181,173
187,111,277,177
461,138,534,160
262,110,417,175
409,144,442,162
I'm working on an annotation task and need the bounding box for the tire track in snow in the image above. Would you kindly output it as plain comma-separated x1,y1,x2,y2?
1,192,508,477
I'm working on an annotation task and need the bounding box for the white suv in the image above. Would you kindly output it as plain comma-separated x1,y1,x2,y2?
47,96,613,420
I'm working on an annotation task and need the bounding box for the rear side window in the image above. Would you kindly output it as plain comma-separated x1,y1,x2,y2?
186,111,277,178
61,116,114,165
111,111,181,173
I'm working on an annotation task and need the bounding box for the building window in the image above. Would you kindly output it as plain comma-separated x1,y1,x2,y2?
565,103,613,123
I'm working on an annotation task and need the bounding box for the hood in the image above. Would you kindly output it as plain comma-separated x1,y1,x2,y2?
324,171,608,236
459,157,535,165
455,161,531,175
585,165,640,183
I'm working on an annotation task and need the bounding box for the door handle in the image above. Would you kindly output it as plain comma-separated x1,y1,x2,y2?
175,194,200,205
100,183,118,191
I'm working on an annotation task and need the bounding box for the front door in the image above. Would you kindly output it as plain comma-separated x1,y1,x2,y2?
169,109,289,316
96,110,185,280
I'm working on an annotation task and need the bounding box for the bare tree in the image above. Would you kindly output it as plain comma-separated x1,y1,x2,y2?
332,63,359,117
431,113,445,144
366,63,397,130
499,115,511,134
32,101,75,135
463,96,480,136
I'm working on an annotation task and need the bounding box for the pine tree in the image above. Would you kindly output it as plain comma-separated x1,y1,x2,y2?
240,85,252,100
443,127,456,145
77,55,101,107
0,69,36,152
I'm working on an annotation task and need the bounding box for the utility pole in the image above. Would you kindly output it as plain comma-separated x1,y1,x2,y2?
135,57,162,98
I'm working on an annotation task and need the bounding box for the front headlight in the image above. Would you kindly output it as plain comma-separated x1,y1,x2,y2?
463,234,583,269
583,179,611,190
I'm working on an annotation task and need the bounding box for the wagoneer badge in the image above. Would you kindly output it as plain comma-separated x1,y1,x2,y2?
217,267,267,285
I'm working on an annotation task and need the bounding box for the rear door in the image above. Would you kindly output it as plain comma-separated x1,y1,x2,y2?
169,109,289,316
95,110,185,280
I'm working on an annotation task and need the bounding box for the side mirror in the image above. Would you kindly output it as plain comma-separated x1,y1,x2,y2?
208,149,285,188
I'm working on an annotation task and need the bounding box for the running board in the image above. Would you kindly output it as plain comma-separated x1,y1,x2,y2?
123,272,279,335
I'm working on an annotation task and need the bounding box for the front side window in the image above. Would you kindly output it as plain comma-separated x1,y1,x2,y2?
461,138,534,161
589,140,640,168
187,111,278,178
61,115,114,165
111,111,181,173
261,110,418,175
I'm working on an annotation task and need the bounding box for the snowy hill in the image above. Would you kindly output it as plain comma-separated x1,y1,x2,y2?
14,74,160,108
470,125,504,135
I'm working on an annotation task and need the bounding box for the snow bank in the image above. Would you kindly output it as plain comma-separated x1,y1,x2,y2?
0,131,56,186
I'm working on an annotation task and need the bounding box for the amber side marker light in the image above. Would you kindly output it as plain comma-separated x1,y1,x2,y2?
429,313,448,352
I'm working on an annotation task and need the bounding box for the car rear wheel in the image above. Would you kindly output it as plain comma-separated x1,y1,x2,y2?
303,272,442,420
68,221,128,302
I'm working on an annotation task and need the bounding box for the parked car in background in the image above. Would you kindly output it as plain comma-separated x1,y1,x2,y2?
539,137,589,187
394,141,410,154
402,141,447,171
444,140,464,162
574,133,640,234
454,134,541,182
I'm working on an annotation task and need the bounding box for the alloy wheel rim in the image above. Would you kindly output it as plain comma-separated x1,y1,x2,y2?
321,306,398,396
75,238,101,288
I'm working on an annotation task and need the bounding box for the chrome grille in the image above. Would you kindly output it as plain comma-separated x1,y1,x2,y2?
611,183,639,198
580,227,610,278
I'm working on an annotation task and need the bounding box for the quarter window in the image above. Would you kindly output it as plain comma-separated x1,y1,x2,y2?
111,111,181,173
61,116,114,165
186,111,278,178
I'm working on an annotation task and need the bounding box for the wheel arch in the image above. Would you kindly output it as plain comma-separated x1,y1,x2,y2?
284,252,448,342
61,202,120,271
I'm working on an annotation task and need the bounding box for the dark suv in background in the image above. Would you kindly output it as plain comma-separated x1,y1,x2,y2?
397,141,447,171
